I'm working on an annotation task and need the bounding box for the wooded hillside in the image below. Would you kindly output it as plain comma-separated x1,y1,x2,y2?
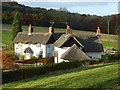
2,2,120,34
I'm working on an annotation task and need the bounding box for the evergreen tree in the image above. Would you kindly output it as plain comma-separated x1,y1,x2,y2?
12,12,22,40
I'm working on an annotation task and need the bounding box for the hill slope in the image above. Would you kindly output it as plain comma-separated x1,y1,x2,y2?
2,24,118,49
2,2,119,34
2,63,119,88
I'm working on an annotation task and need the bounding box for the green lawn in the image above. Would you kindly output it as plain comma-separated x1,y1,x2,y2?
2,24,118,49
2,62,119,89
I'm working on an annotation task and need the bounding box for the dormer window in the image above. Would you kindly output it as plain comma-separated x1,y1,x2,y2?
28,43,31,46
47,44,50,48
36,44,41,47
18,42,22,47
79,47,82,50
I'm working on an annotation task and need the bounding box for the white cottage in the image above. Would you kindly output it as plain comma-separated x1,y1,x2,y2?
75,34,103,60
53,25,103,63
13,24,55,59
53,34,89,63
13,24,103,62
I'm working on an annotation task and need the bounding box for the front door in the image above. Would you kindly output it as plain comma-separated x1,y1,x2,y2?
25,53,31,59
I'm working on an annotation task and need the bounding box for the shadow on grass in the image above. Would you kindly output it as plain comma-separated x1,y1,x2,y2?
2,62,118,86
2,76,119,90
88,77,120,90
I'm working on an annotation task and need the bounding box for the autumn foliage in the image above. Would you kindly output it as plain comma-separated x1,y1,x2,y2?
2,49,14,70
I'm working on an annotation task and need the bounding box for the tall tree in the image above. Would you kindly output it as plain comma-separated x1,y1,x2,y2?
12,12,22,40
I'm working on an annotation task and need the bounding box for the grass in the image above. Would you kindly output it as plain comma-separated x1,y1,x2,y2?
102,41,118,49
2,62,119,89
2,24,118,50
2,31,13,46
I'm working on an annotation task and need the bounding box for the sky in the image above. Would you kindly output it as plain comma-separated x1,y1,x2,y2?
14,0,119,16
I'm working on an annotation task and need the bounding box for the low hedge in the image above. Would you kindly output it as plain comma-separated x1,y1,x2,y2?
14,57,54,64
2,61,82,84
3,58,115,84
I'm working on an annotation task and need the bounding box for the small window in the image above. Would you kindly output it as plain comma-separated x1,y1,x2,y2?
28,43,31,46
36,44,41,47
47,44,50,48
18,43,22,47
47,53,50,57
79,47,82,50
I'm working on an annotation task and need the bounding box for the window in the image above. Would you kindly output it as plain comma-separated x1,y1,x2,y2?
36,44,41,47
79,47,82,50
18,43,22,47
28,43,31,46
47,53,50,57
47,44,50,48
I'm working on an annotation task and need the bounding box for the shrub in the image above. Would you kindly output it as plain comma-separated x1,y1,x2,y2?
2,61,82,83
38,57,53,64
2,49,14,70
11,53,19,60
31,56,37,59
101,53,120,62
89,60,101,65
19,55,25,60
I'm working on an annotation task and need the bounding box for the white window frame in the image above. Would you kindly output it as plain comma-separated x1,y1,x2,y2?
47,44,50,48
36,44,41,47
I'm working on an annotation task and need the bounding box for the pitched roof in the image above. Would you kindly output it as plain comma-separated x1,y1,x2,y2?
54,34,84,48
13,32,54,44
74,35,103,52
24,47,34,53
61,44,91,61
52,33,65,41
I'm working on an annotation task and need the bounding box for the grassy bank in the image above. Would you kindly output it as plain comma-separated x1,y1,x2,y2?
2,62,119,89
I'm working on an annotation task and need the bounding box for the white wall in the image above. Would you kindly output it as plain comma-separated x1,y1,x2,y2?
54,47,70,63
86,52,102,59
14,43,54,59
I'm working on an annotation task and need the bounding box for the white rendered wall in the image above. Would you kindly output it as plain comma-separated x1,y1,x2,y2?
14,43,49,58
54,47,70,63
86,52,102,59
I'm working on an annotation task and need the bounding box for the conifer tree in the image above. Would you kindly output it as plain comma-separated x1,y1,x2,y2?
12,12,22,40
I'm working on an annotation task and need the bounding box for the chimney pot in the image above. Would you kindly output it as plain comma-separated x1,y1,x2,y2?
49,22,54,33
96,27,101,36
66,23,72,34
28,24,33,35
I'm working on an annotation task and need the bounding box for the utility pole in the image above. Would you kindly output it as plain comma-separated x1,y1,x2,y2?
107,19,110,34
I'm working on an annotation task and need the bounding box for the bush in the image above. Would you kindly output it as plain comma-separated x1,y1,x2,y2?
38,57,54,64
2,61,82,83
31,56,37,59
19,55,25,60
2,49,14,70
101,54,120,62
11,53,19,60
89,59,103,65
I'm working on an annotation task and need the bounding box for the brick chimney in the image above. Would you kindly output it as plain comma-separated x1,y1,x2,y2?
49,22,54,33
28,24,33,35
66,22,72,34
96,27,101,36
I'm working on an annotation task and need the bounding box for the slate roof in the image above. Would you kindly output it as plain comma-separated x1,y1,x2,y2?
24,47,34,53
61,44,91,61
74,35,103,52
54,34,84,48
52,33,65,41
13,32,54,44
